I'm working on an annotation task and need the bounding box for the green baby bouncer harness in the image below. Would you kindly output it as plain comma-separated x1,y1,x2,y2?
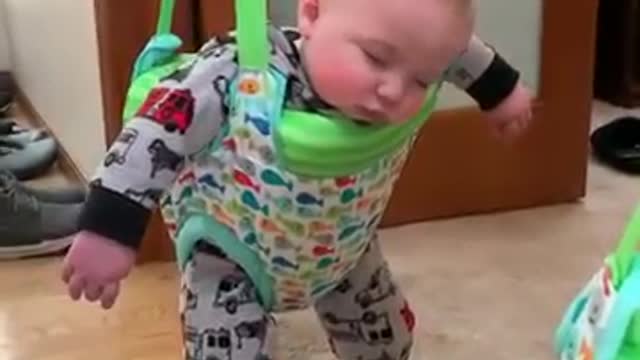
555,205,640,360
121,0,442,311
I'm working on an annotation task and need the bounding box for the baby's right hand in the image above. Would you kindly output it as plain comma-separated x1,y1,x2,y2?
62,231,137,309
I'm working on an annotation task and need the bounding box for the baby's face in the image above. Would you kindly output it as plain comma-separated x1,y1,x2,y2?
298,0,473,124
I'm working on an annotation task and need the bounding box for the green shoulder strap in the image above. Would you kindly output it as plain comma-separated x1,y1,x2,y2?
612,204,640,287
235,0,270,71
157,0,176,35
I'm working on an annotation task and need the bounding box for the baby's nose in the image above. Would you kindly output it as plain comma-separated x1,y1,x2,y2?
377,77,405,105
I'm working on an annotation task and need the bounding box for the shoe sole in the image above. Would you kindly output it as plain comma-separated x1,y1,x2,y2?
0,235,73,260
0,102,12,117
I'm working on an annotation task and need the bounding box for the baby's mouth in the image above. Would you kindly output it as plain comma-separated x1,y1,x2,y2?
354,106,388,124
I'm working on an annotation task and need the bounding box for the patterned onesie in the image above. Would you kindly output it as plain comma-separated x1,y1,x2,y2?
79,26,520,359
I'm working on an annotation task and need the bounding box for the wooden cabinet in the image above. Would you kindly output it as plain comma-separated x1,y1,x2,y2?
594,0,640,107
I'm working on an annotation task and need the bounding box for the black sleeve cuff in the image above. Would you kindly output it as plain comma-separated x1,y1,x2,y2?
466,52,521,111
78,185,151,250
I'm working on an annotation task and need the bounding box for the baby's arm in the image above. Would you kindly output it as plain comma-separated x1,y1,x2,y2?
444,34,533,138
444,34,521,111
62,37,238,308
79,47,236,250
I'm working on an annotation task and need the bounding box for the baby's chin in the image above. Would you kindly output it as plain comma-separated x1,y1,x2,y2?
331,106,385,125
341,106,414,126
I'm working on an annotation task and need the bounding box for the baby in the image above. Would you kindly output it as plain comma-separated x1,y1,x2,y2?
63,0,532,359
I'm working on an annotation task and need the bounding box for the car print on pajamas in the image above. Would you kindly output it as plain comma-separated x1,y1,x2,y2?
183,326,234,360
355,266,396,309
147,139,185,178
104,128,139,167
136,87,195,134
323,310,395,345
213,273,257,314
234,316,269,350
202,328,234,360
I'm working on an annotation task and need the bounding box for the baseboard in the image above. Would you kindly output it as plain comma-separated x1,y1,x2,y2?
14,88,88,185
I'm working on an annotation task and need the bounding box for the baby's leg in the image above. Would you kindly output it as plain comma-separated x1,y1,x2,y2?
179,241,274,360
314,238,415,360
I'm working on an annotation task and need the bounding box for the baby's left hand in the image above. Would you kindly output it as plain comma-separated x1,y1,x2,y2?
484,83,534,141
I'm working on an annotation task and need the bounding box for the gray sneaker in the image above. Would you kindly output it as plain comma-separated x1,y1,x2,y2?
1,128,48,145
0,119,20,135
0,173,82,259
0,170,86,204
0,136,58,181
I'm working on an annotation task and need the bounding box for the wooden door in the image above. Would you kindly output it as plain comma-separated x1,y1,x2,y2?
94,0,599,262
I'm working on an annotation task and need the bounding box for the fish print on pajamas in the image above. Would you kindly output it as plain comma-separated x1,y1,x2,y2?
234,169,261,193
261,169,294,191
245,114,271,136
198,174,226,194
296,192,324,207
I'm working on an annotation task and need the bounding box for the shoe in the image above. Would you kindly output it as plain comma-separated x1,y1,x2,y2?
591,116,640,174
1,128,49,146
0,119,19,135
0,170,86,204
0,136,58,181
0,173,82,259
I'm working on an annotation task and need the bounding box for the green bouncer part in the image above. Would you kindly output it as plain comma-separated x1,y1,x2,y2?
274,83,441,177
122,0,441,178
122,53,195,123
611,204,640,288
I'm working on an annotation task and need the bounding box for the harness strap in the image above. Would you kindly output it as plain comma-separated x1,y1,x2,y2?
155,0,270,72
613,205,640,286
156,0,176,35
235,0,270,71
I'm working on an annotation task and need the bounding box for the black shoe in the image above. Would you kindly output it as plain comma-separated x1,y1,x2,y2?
591,116,640,174
0,172,82,259
0,135,58,181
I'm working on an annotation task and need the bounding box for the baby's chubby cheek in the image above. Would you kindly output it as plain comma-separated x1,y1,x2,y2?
386,92,428,124
305,50,368,107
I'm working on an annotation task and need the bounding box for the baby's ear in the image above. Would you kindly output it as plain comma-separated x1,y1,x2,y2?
297,0,320,38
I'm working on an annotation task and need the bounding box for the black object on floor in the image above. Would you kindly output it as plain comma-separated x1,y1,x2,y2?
590,116,640,174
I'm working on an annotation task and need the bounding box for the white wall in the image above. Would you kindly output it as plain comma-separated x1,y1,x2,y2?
2,0,105,178
0,3,11,70
437,1,542,109
269,0,542,110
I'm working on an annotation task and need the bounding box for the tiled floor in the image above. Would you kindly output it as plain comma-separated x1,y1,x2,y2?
0,100,638,360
